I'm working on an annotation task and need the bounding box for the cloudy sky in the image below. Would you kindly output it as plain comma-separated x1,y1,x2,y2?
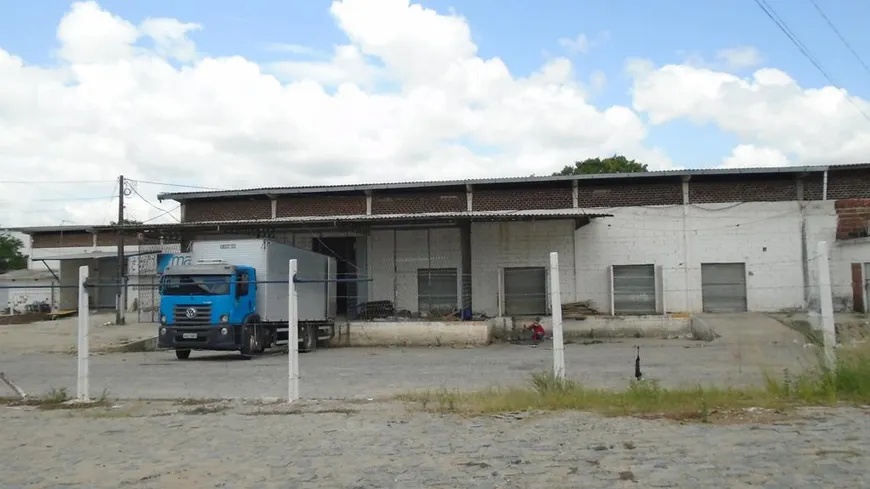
2,0,870,229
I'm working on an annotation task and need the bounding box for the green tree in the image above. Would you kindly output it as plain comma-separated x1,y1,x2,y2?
554,154,648,175
109,218,144,226
0,231,28,274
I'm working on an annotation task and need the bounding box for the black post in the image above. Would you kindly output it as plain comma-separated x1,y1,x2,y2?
116,175,125,325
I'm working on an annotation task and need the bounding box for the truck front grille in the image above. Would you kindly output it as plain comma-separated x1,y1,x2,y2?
173,305,213,326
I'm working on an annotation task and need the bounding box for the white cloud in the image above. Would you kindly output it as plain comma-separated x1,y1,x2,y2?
558,30,610,56
716,46,763,70
2,0,869,230
139,17,202,62
559,34,590,55
0,0,667,228
721,144,790,169
628,60,870,168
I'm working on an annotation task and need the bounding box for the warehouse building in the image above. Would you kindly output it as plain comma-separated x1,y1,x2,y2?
13,163,870,321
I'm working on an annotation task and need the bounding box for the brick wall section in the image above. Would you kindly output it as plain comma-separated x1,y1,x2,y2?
31,232,142,248
803,174,825,200
690,179,798,203
31,232,93,248
372,192,465,215
576,182,682,207
184,198,271,222
835,199,870,239
95,233,139,246
475,188,573,211
826,168,870,199
276,195,366,217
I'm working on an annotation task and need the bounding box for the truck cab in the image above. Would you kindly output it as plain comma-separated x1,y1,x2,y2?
158,260,260,359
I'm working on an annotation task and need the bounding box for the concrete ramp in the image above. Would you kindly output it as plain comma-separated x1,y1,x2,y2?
694,313,807,345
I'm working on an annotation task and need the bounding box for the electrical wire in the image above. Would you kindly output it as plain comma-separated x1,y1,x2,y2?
0,179,114,184
129,179,225,191
141,205,181,224
125,183,181,222
808,0,870,78
753,0,870,124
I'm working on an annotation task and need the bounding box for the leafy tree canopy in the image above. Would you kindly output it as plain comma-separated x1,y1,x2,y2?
110,218,144,226
554,155,648,176
0,231,28,274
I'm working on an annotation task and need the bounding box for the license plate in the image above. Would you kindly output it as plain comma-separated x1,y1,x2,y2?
182,333,198,340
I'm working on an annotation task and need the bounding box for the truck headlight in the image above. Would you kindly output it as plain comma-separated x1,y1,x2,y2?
220,327,228,336
160,315,167,324
220,314,229,323
160,327,167,336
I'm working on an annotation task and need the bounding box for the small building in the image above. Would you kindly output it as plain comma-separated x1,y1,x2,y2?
0,269,58,314
12,163,870,326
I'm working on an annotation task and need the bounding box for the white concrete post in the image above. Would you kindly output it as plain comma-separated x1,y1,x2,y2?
549,252,565,380
77,265,90,402
288,259,300,403
817,241,837,370
608,265,615,315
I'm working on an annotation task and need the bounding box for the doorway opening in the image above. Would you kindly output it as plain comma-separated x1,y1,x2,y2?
312,237,357,318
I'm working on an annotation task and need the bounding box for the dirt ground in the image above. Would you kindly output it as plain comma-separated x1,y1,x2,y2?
0,312,156,354
1,399,868,488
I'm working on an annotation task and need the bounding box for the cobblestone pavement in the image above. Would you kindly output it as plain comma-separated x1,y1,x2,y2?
0,338,813,400
1,400,868,488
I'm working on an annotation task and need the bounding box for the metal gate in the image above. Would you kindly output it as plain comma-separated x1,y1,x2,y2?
503,267,547,315
612,264,656,314
701,262,747,312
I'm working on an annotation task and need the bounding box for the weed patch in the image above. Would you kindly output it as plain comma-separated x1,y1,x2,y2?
398,344,870,421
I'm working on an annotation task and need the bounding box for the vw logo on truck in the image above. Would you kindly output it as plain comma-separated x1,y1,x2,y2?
185,308,197,318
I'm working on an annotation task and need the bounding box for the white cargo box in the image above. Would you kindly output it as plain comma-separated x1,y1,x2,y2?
189,239,337,322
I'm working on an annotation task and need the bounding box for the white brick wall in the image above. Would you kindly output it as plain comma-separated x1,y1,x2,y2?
577,202,834,313
368,228,462,311
471,220,575,316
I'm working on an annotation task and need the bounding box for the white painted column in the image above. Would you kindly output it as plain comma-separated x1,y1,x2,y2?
288,259,300,403
817,241,837,370
77,265,90,402
550,252,565,379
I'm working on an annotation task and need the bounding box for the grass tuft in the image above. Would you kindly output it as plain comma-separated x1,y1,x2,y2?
398,343,870,421
0,387,112,410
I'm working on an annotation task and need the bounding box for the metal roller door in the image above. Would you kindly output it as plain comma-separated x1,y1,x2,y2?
701,262,747,312
612,264,656,314
503,267,547,315
417,268,458,313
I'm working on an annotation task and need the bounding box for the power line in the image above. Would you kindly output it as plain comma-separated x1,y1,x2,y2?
0,195,116,203
753,0,870,124
0,179,114,184
808,0,870,78
129,179,224,191
140,205,181,224
126,183,181,222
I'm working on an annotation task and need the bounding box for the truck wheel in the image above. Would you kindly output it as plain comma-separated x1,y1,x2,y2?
240,325,259,358
301,324,317,353
175,349,191,360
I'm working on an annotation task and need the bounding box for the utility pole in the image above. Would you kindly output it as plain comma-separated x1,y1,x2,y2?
116,175,126,325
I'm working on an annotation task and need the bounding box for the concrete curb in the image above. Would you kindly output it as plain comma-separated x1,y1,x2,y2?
102,336,159,353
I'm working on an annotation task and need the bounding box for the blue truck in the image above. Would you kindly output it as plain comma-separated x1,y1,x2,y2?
157,238,337,359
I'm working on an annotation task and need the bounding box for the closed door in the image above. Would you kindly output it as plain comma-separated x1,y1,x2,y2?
612,264,657,314
701,263,747,312
503,267,547,315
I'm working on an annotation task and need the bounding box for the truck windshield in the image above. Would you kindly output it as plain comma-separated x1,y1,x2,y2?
161,275,231,296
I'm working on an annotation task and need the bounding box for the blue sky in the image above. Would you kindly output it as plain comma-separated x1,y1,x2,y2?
2,0,870,169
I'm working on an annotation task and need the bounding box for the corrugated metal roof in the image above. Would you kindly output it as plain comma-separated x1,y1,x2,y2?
0,269,56,281
10,209,611,235
120,209,612,230
155,162,870,201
